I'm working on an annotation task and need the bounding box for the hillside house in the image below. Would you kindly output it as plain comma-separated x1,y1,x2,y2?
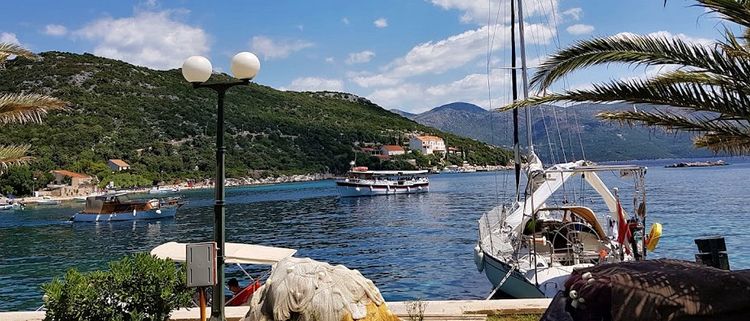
108,159,130,171
46,170,98,197
380,145,405,156
409,135,446,155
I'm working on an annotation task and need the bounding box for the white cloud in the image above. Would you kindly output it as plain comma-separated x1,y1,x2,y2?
285,77,344,92
342,17,350,25
353,23,554,87
297,25,304,31
349,22,555,110
325,57,335,63
566,24,594,35
346,50,375,65
430,0,558,24
562,8,583,21
611,31,713,49
351,73,401,88
0,32,20,45
367,72,511,113
251,35,313,60
44,24,68,36
374,18,388,28
75,10,208,70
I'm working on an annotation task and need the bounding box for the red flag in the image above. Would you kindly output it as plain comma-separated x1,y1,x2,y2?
616,199,632,254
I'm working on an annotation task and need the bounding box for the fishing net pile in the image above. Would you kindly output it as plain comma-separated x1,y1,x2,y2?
540,259,750,321
243,257,400,321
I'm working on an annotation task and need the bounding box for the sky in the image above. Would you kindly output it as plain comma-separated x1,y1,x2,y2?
0,0,731,113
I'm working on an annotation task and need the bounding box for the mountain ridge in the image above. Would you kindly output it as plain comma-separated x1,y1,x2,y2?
401,101,717,162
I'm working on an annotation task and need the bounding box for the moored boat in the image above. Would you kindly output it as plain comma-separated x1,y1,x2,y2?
70,193,183,222
335,166,429,197
36,196,61,206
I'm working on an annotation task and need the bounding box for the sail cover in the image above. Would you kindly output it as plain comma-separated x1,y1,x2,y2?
151,241,297,265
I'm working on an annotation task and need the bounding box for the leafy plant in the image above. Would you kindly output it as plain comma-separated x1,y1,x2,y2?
42,253,193,321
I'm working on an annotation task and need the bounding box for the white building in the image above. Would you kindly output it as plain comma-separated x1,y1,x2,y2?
409,136,446,155
380,145,405,156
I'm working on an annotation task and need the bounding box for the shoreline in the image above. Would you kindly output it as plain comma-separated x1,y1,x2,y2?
15,173,335,205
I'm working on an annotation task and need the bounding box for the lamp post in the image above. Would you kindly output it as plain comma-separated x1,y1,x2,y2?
182,52,260,321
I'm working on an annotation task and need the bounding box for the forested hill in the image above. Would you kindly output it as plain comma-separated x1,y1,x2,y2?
0,52,509,186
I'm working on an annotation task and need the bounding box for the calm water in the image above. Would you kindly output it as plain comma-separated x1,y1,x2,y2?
1,157,749,311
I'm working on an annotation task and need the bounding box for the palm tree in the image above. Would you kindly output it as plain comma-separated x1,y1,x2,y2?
0,43,68,172
504,0,750,154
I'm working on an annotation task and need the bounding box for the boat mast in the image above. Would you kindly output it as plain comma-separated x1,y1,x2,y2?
510,0,521,201
517,0,533,153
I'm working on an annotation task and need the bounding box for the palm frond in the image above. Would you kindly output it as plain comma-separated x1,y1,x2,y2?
0,42,37,63
0,145,33,172
530,34,746,91
0,93,69,124
598,110,750,153
502,78,750,121
697,0,750,29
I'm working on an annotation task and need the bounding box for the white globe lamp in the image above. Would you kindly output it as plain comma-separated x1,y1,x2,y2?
231,52,260,80
182,56,212,83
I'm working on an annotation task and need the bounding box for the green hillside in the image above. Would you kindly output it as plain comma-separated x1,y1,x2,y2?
0,52,510,193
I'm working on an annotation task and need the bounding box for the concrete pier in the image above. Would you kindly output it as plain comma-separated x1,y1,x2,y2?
0,299,551,321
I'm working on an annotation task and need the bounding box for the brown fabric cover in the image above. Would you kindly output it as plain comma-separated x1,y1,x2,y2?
553,259,750,321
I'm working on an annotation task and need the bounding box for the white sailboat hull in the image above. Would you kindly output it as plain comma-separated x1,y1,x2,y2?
71,207,178,222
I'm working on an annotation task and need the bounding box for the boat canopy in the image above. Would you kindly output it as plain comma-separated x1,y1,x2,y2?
150,241,297,265
349,170,428,175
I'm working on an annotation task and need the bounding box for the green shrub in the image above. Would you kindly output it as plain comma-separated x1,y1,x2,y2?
42,253,193,321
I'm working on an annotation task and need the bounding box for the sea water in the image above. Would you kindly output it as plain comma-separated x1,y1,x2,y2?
0,157,748,311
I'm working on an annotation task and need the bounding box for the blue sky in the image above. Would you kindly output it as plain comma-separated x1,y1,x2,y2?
0,0,731,112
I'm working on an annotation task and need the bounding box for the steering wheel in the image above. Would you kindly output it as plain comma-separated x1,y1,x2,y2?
549,221,602,259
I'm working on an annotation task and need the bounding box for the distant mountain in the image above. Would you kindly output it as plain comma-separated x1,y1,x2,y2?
407,102,717,162
389,109,417,118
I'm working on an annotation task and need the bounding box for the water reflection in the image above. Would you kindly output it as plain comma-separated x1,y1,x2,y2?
1,158,749,311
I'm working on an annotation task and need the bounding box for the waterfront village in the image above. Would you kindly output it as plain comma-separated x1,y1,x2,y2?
2,134,509,205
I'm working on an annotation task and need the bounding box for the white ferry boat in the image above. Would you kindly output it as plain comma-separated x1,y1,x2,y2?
335,166,429,197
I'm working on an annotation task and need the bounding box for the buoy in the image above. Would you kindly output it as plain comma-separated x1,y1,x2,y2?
355,187,361,191
646,223,662,252
473,245,484,272
156,209,162,215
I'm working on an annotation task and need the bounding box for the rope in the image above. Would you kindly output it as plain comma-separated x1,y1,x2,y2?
485,264,516,300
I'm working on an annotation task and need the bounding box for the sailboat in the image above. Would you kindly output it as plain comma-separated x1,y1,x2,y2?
473,0,660,298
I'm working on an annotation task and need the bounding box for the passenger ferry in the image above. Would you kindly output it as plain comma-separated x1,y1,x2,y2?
335,166,429,197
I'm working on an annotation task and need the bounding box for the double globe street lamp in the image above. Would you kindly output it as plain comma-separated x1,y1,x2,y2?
182,52,260,321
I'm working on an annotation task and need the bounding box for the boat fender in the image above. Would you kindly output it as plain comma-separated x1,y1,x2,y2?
156,209,162,215
645,223,662,252
355,187,361,191
473,244,484,272
133,209,137,216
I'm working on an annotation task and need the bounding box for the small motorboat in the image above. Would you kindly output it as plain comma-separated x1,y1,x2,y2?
70,193,183,222
0,203,20,211
36,196,61,206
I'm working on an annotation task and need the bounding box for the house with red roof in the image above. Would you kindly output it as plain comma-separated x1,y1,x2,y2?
380,145,405,156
